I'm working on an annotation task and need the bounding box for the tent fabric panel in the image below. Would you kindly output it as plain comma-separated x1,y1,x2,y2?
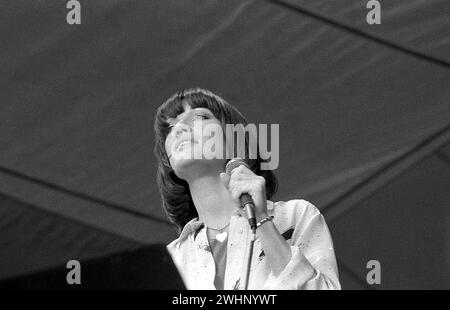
0,0,448,225
0,192,141,280
0,170,178,244
330,153,450,289
282,0,450,63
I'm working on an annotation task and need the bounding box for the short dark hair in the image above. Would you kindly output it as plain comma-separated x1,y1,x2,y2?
154,87,277,232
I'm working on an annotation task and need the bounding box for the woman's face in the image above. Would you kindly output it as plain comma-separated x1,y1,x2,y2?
164,103,226,179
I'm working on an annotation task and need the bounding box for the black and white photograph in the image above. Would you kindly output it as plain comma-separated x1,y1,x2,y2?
0,0,449,295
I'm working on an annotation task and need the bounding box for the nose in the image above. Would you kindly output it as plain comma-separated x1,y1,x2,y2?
172,121,192,138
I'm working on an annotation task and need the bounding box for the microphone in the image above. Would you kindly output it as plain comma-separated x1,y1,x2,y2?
225,158,257,234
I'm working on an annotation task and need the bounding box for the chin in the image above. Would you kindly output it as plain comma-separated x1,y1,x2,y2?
171,157,226,180
170,156,200,180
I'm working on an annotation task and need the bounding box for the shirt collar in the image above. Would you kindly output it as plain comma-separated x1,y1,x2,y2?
177,200,274,241
178,217,204,242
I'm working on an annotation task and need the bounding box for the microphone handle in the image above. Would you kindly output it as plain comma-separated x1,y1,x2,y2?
241,194,257,233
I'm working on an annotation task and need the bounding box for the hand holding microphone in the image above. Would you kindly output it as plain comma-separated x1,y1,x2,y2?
221,158,269,234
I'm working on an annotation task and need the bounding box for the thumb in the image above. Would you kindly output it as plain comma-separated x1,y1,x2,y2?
219,172,230,189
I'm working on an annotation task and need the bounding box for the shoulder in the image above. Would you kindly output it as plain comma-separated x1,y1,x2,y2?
166,217,202,251
166,234,188,262
268,199,323,233
269,199,321,220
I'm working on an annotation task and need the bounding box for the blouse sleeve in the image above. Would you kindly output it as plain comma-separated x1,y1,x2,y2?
262,200,341,290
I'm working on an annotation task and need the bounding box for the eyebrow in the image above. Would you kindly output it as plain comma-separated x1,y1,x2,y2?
167,108,212,125
192,108,212,114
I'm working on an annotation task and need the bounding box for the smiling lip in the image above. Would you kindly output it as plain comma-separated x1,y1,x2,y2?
175,139,197,152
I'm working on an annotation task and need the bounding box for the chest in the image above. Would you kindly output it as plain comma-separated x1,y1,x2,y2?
178,217,268,289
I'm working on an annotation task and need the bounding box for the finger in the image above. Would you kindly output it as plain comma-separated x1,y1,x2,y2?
230,164,254,178
229,180,263,200
229,174,254,186
220,172,230,189
229,167,256,184
229,174,265,188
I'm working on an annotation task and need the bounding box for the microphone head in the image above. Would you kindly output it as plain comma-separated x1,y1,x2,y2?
225,158,249,175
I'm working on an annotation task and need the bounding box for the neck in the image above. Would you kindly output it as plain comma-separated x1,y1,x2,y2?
186,172,237,230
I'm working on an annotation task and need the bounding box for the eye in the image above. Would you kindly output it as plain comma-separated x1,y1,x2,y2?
193,113,210,120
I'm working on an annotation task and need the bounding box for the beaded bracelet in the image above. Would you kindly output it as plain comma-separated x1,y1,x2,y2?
256,215,274,228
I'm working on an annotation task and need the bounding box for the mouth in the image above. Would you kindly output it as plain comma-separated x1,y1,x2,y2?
175,139,198,153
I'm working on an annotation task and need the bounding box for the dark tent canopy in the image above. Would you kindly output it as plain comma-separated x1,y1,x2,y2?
0,0,449,289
